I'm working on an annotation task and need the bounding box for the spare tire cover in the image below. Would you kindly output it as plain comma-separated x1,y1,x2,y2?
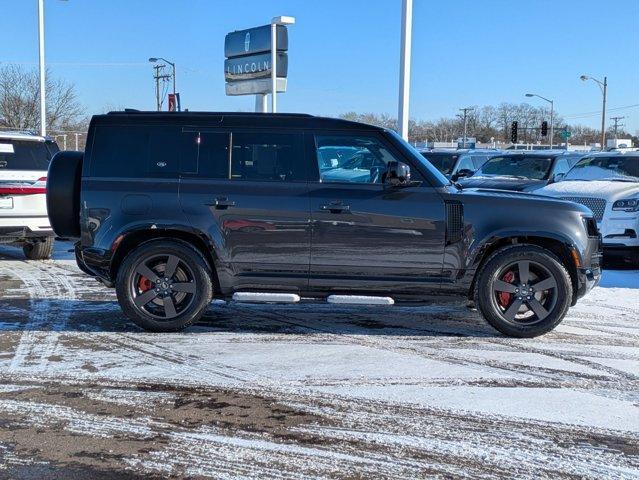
47,151,83,238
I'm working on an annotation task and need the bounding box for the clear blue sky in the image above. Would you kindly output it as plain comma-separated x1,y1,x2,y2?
1,0,638,132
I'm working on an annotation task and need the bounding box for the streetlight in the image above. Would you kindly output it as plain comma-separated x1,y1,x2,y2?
525,93,554,149
149,57,177,110
37,0,67,137
270,16,295,113
580,74,608,150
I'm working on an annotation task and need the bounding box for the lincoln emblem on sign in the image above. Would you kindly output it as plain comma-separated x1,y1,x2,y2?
224,24,289,96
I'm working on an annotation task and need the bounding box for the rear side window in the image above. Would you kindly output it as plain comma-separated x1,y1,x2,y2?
90,126,150,177
231,132,305,182
91,125,192,178
0,140,51,171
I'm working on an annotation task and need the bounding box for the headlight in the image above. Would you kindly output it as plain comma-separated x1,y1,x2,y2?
612,198,639,212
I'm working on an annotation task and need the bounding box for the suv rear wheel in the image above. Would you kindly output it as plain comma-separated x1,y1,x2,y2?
475,245,572,338
116,240,213,332
23,237,54,260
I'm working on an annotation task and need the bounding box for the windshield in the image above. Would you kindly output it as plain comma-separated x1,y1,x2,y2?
386,130,449,186
420,152,459,175
565,156,639,182
0,140,52,171
475,155,554,180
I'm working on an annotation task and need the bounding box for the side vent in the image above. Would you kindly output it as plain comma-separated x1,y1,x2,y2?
445,201,464,244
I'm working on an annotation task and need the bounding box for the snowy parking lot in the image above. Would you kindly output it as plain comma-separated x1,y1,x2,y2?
0,241,638,479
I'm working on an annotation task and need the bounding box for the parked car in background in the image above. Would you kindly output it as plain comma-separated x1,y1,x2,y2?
0,131,59,259
458,151,584,192
46,111,601,337
419,149,501,180
537,152,639,264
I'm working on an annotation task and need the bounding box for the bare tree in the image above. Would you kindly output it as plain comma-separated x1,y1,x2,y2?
0,64,85,133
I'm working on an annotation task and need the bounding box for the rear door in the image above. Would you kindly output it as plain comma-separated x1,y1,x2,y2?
178,129,311,294
307,132,446,296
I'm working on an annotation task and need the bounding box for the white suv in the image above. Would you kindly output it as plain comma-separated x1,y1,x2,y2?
0,131,59,259
537,152,639,263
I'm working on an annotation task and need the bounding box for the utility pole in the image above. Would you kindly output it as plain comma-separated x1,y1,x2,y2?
152,64,171,111
459,107,474,148
610,116,625,139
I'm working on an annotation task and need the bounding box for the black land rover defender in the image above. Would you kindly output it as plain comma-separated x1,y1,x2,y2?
47,112,602,337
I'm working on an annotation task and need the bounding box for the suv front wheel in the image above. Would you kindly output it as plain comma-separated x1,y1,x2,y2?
475,245,573,338
116,240,213,332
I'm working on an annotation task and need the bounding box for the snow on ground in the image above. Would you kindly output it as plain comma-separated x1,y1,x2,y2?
0,241,638,478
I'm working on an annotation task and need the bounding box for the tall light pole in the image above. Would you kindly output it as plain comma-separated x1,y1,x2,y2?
397,0,413,140
270,16,295,113
149,57,177,110
580,75,607,150
38,0,46,136
37,0,68,136
525,93,554,148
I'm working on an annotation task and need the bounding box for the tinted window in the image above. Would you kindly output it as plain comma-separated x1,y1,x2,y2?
231,132,305,182
91,126,150,177
476,155,554,180
316,135,401,184
421,152,458,175
0,140,51,171
195,132,229,178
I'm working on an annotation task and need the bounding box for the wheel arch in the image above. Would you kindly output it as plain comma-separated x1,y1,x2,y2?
469,234,579,304
109,227,221,294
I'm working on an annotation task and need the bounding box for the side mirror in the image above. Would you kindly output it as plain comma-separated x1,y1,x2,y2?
452,168,473,181
384,161,411,187
551,172,565,183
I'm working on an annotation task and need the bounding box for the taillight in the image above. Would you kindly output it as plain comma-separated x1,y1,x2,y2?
0,177,47,195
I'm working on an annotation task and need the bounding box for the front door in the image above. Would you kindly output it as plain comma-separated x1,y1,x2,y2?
308,132,446,296
179,129,311,294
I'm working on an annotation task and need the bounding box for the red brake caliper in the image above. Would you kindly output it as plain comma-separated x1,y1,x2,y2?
138,276,153,292
498,271,515,307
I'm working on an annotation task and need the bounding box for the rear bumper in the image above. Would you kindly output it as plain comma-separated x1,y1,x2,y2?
0,219,54,240
75,243,115,287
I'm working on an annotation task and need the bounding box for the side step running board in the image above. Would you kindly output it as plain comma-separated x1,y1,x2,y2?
327,295,394,305
232,292,301,303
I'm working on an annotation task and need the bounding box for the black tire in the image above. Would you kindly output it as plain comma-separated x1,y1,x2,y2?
23,237,55,260
115,240,213,332
47,151,83,238
475,245,572,338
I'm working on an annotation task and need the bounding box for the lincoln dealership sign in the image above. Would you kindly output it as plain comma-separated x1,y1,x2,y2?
224,24,289,96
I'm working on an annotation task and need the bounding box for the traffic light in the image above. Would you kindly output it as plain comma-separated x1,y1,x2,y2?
541,121,548,137
511,121,518,143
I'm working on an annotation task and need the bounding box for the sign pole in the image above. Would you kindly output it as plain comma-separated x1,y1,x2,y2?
270,23,277,113
397,0,413,140
255,94,267,113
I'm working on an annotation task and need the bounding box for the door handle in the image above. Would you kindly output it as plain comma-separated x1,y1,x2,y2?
320,201,350,214
210,197,235,209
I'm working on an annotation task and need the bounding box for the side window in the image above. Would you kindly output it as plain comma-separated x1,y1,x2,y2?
553,158,570,176
455,155,475,172
148,127,183,175
90,126,149,177
231,132,305,182
315,134,401,184
196,132,230,178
